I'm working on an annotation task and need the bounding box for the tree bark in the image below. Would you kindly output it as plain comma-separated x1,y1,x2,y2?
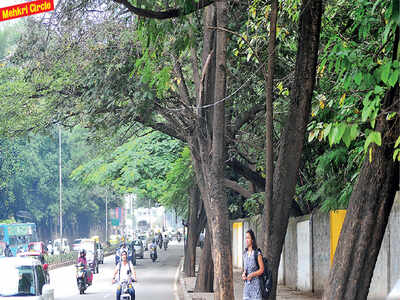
184,185,207,276
195,223,214,292
187,2,234,299
323,26,400,300
224,178,252,198
205,2,234,299
263,0,324,299
264,0,278,237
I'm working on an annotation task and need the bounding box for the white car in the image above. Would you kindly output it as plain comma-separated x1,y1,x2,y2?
0,257,54,299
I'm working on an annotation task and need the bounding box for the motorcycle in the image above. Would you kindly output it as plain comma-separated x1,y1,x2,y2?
87,251,99,274
119,279,134,300
150,245,157,262
177,235,182,242
76,263,91,294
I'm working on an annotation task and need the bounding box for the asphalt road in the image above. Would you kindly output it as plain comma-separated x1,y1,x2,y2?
49,242,184,300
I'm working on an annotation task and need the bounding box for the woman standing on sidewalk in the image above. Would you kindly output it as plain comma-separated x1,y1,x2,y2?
242,229,265,300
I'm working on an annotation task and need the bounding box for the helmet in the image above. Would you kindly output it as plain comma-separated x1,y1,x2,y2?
79,249,86,257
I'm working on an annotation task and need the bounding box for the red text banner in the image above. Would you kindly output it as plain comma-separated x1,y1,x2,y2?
0,0,54,22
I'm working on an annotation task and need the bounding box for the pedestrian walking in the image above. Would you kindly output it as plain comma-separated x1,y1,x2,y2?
242,229,265,300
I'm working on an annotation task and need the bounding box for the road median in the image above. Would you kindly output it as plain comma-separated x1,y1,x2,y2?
47,245,117,270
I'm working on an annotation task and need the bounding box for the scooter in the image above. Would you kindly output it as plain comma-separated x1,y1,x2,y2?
150,245,157,262
119,279,134,300
76,263,92,294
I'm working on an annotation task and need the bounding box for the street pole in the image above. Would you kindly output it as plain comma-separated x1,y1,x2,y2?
183,224,185,250
58,125,63,247
148,198,151,230
105,190,108,243
130,194,133,233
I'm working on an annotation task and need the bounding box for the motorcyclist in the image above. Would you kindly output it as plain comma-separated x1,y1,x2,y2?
157,232,163,249
77,249,92,286
112,250,137,300
128,242,136,263
116,242,129,265
4,244,13,257
149,239,158,259
120,243,128,254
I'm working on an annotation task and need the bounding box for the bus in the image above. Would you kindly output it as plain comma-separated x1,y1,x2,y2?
137,220,150,232
0,223,38,256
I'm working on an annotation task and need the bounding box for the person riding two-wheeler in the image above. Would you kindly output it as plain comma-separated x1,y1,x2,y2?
120,242,128,254
157,232,163,249
149,239,158,262
116,242,129,265
150,239,157,254
112,250,137,300
4,244,13,257
77,249,92,285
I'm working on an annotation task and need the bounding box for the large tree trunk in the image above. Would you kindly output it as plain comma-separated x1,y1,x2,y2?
191,151,233,300
188,2,234,299
263,0,324,299
264,0,278,226
195,223,214,292
184,185,207,276
206,2,234,299
323,26,400,300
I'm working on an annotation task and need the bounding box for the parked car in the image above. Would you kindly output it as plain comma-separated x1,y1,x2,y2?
96,242,104,264
0,256,53,299
131,239,144,259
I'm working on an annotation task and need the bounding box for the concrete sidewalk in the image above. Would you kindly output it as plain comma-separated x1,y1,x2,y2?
233,267,321,300
178,248,321,300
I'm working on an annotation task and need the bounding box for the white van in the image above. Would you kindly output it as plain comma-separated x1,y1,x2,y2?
53,239,70,255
